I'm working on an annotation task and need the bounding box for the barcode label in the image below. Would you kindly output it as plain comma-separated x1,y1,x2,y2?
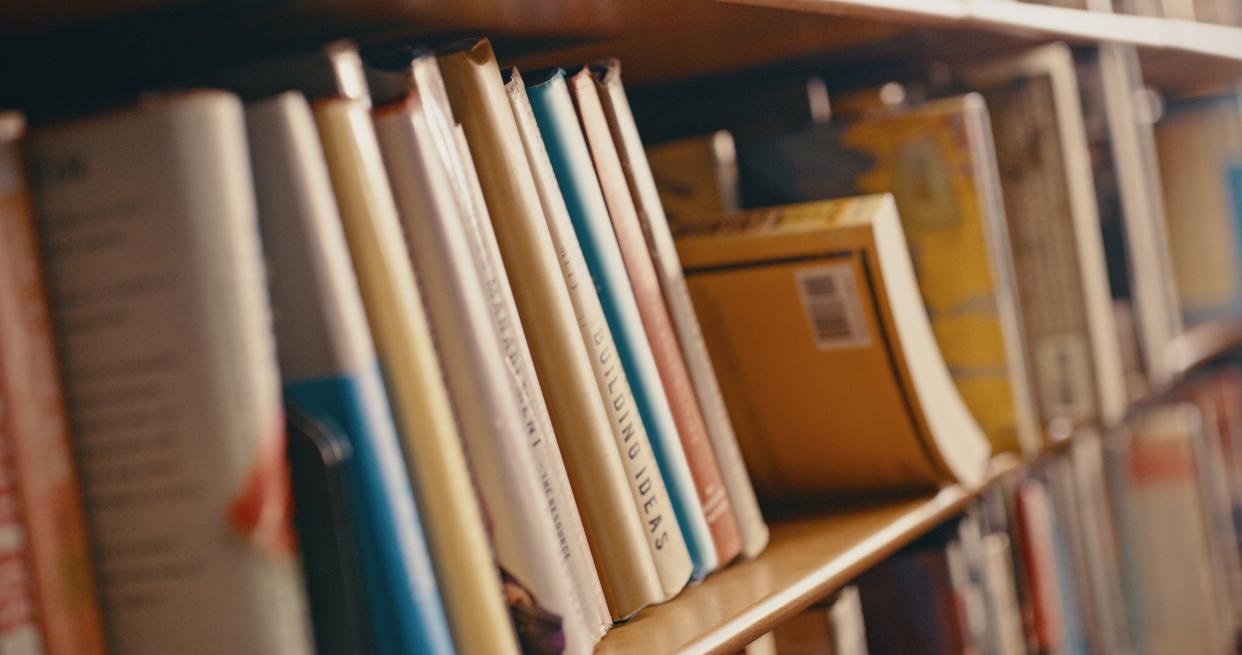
794,265,870,350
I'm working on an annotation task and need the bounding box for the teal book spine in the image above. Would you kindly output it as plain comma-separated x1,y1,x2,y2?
526,70,718,578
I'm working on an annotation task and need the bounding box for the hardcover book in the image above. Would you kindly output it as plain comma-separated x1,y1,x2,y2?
644,131,740,221
674,195,991,497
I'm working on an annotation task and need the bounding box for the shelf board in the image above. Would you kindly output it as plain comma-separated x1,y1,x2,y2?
596,455,1022,655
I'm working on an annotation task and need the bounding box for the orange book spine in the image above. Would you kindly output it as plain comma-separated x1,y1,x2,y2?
0,117,108,655
568,70,742,566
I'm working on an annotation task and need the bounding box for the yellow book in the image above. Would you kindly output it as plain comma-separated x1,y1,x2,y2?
645,131,740,220
312,97,519,655
676,195,991,498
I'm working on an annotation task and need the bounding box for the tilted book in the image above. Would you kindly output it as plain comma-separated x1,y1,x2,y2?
968,43,1127,431
527,68,720,578
244,92,452,655
370,77,597,653
674,195,991,497
368,48,611,635
30,91,312,655
734,94,1038,455
505,67,693,600
592,60,768,560
570,68,742,569
438,38,680,615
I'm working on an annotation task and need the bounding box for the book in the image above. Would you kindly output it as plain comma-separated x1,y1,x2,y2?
569,67,743,569
1155,90,1242,324
0,113,107,655
644,131,740,220
968,43,1128,431
368,67,597,653
978,532,1028,655
244,92,452,655
376,47,614,634
674,195,991,497
592,60,769,560
504,67,694,601
857,537,966,655
734,94,1039,455
284,408,369,655
30,91,312,655
526,68,720,578
1013,479,1069,654
435,39,671,619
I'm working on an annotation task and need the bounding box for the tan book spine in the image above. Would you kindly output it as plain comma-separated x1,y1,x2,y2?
0,114,107,655
311,97,519,655
437,38,664,619
505,69,694,600
592,61,769,560
569,69,743,567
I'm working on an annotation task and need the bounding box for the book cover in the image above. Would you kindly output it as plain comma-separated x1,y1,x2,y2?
592,60,769,560
526,68,719,579
434,41,657,624
675,195,991,497
309,92,520,655
968,43,1128,431
0,113,107,655
504,67,693,600
735,94,1039,455
382,48,612,634
644,131,740,221
569,68,742,568
244,92,453,655
31,91,312,655
371,81,596,653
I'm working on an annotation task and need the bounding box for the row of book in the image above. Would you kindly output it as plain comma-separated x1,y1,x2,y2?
1002,0,1242,24
0,37,785,655
746,339,1242,655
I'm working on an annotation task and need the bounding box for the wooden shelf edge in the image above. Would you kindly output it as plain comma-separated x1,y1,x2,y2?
596,456,1022,655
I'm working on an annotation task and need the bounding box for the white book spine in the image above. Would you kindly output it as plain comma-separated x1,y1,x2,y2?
31,92,311,655
373,101,594,654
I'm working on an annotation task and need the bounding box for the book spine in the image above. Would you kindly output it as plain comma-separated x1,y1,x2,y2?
31,92,312,655
407,53,611,634
526,71,719,579
244,94,453,655
505,70,693,600
0,116,106,655
592,65,769,560
310,96,519,655
437,41,666,620
0,424,43,655
372,96,593,654
570,70,742,569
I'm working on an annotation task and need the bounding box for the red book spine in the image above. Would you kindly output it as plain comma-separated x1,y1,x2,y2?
569,70,742,566
0,118,108,655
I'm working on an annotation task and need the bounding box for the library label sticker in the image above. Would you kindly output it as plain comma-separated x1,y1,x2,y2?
795,264,871,351
1034,333,1094,421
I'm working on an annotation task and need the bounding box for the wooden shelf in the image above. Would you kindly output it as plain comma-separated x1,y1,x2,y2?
596,455,1023,655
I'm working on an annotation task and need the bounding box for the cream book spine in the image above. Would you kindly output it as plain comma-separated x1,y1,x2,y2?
592,60,769,560
377,51,612,635
439,39,668,618
310,96,519,655
372,91,596,653
30,92,312,655
505,68,693,599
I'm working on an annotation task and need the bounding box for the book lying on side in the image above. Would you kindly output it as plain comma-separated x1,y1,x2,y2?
592,60,769,560
0,113,107,655
30,91,312,655
674,195,991,498
429,40,633,629
735,93,1039,455
245,92,452,655
570,67,742,570
369,67,596,653
527,68,719,579
504,67,692,602
968,42,1127,432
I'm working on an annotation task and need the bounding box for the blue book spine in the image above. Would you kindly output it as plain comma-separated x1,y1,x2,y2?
526,69,718,578
286,368,454,655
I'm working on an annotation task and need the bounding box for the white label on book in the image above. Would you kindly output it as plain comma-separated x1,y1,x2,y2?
795,265,870,350
1034,333,1094,421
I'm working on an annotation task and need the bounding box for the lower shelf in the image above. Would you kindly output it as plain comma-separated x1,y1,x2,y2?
596,455,1022,655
